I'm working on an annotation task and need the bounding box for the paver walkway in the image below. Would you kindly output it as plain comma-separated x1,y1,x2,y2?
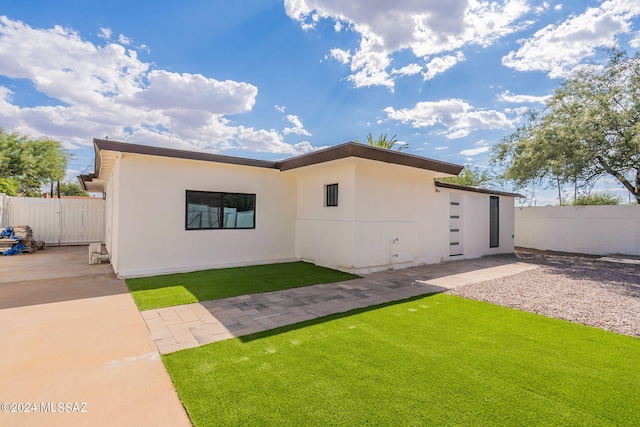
143,256,539,354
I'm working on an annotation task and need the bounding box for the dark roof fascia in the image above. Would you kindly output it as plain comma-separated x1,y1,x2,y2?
435,180,524,198
93,140,102,181
93,139,279,170
78,140,102,189
277,142,464,175
86,139,464,181
77,173,96,190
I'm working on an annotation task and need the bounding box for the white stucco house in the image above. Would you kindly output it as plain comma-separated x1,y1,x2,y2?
80,139,521,278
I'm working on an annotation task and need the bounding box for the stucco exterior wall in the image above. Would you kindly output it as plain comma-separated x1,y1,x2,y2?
287,157,517,274
498,194,516,254
351,161,449,272
291,158,452,274
292,159,357,270
111,153,297,277
104,155,121,273
515,205,640,256
101,151,517,277
445,189,516,259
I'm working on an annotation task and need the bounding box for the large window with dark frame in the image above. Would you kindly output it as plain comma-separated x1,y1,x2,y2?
325,183,339,207
186,190,255,230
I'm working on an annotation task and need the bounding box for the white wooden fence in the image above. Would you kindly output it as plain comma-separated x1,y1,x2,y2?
0,194,105,245
515,205,640,256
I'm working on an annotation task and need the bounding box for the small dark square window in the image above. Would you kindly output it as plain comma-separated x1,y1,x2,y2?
325,183,338,207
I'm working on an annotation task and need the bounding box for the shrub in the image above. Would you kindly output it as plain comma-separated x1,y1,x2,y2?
573,192,621,205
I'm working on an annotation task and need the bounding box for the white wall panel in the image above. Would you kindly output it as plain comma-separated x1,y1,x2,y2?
112,153,297,277
515,206,640,256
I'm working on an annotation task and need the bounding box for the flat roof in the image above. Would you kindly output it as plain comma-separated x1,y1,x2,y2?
79,139,465,191
94,139,279,169
435,180,524,198
277,142,464,175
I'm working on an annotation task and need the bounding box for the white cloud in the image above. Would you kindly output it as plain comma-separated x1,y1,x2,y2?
505,106,532,117
285,0,531,88
274,104,286,112
98,27,111,40
129,70,257,114
534,2,550,14
497,90,551,104
392,63,423,76
0,17,312,155
502,0,640,78
327,48,351,64
235,127,306,153
631,31,640,48
347,34,394,88
283,114,311,136
118,34,132,45
423,52,465,80
384,99,514,139
460,141,491,156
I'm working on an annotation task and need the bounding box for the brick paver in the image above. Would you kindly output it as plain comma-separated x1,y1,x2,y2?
143,256,539,354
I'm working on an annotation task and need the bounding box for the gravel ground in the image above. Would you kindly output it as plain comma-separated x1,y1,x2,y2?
447,250,640,338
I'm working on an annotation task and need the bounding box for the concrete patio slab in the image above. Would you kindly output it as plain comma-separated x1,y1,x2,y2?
143,255,539,354
0,246,190,427
598,255,640,265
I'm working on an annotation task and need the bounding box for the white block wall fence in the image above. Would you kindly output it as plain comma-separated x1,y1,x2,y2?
515,205,640,256
0,194,105,245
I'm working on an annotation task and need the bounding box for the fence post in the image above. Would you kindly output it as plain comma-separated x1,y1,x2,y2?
57,197,62,246
0,193,6,227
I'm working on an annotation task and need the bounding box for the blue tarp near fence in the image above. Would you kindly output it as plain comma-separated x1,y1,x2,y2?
1,226,25,256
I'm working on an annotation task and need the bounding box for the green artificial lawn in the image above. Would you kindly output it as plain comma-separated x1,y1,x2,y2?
163,293,640,427
125,261,359,311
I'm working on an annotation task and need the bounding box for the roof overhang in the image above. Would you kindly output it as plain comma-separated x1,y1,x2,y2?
92,139,278,169
78,139,465,192
78,142,104,192
78,139,279,193
435,181,524,198
277,142,463,175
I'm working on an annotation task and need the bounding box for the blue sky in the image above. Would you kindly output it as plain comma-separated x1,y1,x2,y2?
1,1,639,203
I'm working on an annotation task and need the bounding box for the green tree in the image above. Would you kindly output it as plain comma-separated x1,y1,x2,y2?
492,50,640,204
59,182,89,197
436,166,496,187
362,133,408,151
573,192,621,206
0,177,18,196
0,128,70,196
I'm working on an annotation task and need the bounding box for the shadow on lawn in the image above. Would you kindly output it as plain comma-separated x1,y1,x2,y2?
145,254,533,353
192,276,450,346
236,293,440,343
126,261,361,310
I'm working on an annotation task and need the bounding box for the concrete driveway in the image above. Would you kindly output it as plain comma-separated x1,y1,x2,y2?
0,246,190,427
